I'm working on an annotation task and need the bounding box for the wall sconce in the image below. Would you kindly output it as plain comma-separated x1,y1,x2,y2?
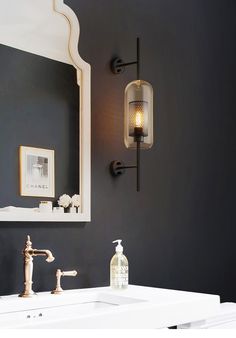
110,38,153,192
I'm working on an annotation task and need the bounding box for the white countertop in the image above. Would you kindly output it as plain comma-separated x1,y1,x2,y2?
0,285,220,329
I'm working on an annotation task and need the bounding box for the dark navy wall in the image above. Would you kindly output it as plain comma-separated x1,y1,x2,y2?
0,0,235,301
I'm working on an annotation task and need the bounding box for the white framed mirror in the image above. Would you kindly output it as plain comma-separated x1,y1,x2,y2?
0,0,91,222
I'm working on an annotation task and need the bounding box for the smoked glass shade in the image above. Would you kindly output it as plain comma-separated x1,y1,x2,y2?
124,80,153,149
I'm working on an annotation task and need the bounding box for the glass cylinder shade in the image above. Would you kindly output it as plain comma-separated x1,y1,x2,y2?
124,80,153,149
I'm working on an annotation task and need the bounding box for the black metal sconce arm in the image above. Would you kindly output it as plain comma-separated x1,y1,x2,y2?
111,38,140,79
110,139,141,192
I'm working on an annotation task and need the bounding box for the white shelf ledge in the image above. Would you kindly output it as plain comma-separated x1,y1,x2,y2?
0,212,89,222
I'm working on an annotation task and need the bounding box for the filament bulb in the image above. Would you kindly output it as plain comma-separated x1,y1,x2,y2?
135,111,143,128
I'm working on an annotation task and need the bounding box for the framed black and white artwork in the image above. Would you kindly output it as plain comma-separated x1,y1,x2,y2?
19,146,55,197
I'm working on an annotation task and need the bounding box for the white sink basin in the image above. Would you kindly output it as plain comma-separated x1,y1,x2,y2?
0,289,146,329
0,285,220,329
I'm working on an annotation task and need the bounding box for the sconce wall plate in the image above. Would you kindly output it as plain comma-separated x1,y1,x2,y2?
111,58,125,74
110,161,126,176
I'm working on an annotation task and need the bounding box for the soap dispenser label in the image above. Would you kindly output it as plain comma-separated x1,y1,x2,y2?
111,266,128,287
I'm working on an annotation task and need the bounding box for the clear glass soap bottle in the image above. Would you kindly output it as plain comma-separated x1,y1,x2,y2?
110,239,128,289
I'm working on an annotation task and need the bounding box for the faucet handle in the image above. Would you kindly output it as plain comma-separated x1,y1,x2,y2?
61,270,77,277
51,269,78,294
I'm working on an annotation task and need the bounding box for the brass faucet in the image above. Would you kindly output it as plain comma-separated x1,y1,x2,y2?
19,235,55,298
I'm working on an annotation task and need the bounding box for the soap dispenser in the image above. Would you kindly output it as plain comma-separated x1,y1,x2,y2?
110,239,128,289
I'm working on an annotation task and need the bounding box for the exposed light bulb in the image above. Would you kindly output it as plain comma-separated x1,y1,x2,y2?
135,111,143,128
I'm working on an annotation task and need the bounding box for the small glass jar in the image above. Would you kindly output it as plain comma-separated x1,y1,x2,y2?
53,207,64,213
69,207,77,213
39,201,52,213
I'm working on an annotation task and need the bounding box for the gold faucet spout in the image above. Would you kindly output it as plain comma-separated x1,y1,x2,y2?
31,249,55,262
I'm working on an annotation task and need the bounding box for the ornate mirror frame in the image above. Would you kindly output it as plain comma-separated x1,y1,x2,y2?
0,0,91,222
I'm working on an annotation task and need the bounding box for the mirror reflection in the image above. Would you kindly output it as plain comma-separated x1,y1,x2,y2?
0,44,80,210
